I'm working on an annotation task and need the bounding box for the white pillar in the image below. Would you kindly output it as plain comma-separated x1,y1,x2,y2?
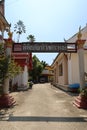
77,47,85,89
23,65,28,87
3,77,9,94
3,31,13,94
76,28,86,90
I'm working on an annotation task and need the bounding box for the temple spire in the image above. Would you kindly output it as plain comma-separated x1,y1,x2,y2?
77,26,82,40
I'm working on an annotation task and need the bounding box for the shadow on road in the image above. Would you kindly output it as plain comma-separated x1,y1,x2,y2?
8,116,87,122
66,92,79,97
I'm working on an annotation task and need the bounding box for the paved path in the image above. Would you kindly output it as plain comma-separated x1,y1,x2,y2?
0,83,87,130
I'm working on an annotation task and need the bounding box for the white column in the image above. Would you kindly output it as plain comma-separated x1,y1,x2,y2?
76,27,86,90
77,47,85,89
3,31,13,94
3,77,9,94
23,65,28,87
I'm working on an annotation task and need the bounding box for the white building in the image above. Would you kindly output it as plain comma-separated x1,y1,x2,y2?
51,25,87,90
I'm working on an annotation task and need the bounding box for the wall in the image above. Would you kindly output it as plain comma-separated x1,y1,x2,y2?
68,51,87,84
12,65,28,90
68,53,79,84
58,54,68,85
84,50,87,73
52,25,87,86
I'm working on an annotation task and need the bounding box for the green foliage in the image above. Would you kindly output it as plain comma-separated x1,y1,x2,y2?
80,88,87,97
41,60,48,68
0,43,4,55
0,56,9,83
0,57,22,82
29,55,44,82
8,60,22,78
27,34,35,42
0,42,22,94
0,57,22,94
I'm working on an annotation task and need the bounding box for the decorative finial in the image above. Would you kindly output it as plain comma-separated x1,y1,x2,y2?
7,24,13,39
77,26,82,40
8,31,13,39
64,38,67,42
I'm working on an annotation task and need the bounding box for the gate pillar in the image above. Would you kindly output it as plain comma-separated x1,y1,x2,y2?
73,28,87,108
76,27,86,90
0,31,16,108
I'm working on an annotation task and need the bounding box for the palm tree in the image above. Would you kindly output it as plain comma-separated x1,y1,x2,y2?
27,34,35,70
14,20,26,42
27,34,35,42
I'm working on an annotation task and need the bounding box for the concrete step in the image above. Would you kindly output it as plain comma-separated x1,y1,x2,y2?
73,96,87,109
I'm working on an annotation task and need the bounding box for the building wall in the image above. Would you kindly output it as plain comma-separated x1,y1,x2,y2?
84,51,87,72
68,51,87,85
58,54,68,85
58,56,64,84
55,62,58,83
52,53,68,85
52,51,87,86
68,54,72,84
63,54,68,84
41,66,54,82
12,65,28,90
68,53,79,84
51,25,87,87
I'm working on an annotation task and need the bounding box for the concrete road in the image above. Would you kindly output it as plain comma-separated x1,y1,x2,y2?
0,83,87,130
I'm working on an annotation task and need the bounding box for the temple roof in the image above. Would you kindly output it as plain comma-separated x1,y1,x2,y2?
0,12,10,31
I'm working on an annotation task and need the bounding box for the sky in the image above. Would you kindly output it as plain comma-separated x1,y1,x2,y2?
5,0,87,65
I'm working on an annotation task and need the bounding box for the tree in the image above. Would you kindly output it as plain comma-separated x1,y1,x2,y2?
27,34,35,70
27,34,35,42
0,43,22,94
0,43,8,85
0,59,22,94
14,20,26,42
29,55,44,82
41,60,48,68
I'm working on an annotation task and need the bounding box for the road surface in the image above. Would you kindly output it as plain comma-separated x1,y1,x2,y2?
0,83,87,130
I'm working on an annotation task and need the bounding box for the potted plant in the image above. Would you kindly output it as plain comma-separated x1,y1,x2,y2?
73,87,87,109
79,88,87,99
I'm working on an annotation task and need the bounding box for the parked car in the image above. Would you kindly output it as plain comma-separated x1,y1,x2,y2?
40,78,45,83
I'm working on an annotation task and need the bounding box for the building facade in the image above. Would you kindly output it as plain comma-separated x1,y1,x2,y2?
11,53,30,91
0,0,31,91
51,25,87,90
39,66,54,83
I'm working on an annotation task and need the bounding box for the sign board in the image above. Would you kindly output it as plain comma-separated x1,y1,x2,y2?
12,42,77,53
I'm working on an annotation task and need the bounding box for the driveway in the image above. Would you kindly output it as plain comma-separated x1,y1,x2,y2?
0,83,87,130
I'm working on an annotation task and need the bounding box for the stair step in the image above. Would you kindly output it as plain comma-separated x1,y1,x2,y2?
73,96,87,109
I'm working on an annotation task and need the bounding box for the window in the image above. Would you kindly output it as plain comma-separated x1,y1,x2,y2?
59,63,63,76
